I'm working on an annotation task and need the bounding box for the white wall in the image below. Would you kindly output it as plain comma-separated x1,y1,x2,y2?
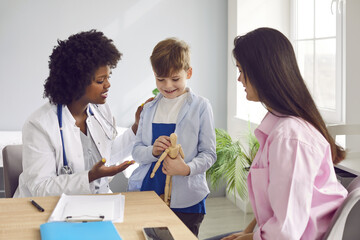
344,0,360,150
0,0,227,130
227,0,290,140
227,0,360,149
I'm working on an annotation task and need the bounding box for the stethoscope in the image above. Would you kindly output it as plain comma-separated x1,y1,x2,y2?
57,104,118,175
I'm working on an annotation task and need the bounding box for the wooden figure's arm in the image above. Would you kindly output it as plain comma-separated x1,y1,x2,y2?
179,145,185,158
150,149,169,178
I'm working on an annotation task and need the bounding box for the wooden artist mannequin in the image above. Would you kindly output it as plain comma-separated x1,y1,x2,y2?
150,133,185,206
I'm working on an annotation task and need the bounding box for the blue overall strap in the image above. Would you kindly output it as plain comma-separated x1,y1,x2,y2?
57,104,68,167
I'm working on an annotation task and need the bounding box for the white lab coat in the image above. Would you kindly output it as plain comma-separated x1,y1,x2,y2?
14,102,135,197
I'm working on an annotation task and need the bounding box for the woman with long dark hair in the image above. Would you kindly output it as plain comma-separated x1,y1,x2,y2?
210,27,347,240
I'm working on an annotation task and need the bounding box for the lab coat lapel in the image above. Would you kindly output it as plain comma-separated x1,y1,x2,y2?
86,106,111,160
62,105,85,173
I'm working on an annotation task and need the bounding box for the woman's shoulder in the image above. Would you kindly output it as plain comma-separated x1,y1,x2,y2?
272,116,329,151
26,102,56,123
23,102,57,133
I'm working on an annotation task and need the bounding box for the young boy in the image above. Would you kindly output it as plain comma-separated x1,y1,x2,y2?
128,38,216,236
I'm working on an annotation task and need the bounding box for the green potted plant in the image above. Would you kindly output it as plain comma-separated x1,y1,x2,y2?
207,126,259,206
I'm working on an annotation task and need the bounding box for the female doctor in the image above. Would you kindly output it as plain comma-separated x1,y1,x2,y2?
15,30,145,197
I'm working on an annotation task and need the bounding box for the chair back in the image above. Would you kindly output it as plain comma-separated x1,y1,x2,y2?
322,176,360,239
2,145,23,198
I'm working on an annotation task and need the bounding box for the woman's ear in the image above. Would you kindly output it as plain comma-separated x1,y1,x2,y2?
186,67,193,79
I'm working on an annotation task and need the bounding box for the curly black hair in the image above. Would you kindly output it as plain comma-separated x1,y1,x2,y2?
44,30,122,105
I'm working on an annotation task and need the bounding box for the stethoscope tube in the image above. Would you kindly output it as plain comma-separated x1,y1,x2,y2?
57,104,69,168
56,104,116,174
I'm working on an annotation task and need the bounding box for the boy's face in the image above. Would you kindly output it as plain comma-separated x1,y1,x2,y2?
155,68,192,99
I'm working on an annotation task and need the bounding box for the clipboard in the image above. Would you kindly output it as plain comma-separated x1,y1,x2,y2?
48,193,125,223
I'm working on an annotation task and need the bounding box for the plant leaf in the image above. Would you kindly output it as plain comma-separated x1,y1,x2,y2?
152,88,160,96
207,127,259,201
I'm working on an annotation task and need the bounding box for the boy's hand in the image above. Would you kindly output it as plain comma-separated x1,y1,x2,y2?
88,158,135,183
152,136,171,157
162,154,190,176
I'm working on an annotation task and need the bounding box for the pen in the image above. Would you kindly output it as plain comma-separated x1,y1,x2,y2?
30,199,44,212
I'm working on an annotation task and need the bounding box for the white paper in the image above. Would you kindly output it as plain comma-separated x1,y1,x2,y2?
48,193,125,223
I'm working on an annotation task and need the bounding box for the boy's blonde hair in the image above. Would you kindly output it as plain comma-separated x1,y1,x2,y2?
150,38,190,77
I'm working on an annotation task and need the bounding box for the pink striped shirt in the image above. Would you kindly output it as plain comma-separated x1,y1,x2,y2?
248,112,347,240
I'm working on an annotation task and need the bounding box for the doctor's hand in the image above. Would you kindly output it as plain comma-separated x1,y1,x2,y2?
132,97,154,134
88,158,135,183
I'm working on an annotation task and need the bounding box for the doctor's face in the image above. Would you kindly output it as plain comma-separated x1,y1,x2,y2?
83,65,111,105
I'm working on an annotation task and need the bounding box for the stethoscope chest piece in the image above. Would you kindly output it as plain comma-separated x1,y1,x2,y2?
60,165,73,175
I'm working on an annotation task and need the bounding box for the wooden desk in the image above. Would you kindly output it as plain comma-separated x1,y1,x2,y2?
0,191,197,240
335,157,360,176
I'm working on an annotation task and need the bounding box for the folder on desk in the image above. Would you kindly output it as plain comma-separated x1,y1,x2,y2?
40,221,122,240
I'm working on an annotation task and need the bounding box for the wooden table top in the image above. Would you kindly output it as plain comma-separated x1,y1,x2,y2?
335,157,360,176
0,191,197,240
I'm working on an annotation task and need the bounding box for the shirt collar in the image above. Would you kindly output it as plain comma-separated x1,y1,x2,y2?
144,87,194,109
61,104,76,125
256,111,282,136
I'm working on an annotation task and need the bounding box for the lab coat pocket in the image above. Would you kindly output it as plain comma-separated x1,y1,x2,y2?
249,167,272,223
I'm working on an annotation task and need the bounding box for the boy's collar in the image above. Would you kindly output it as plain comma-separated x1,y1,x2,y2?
145,87,194,109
